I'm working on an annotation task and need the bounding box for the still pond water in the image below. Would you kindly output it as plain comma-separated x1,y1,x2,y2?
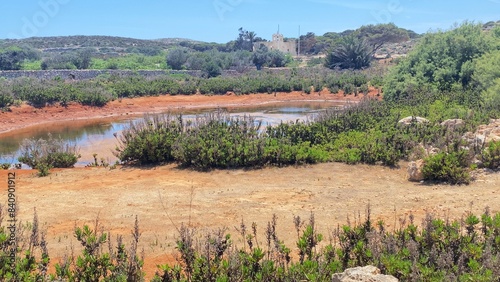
0,102,344,167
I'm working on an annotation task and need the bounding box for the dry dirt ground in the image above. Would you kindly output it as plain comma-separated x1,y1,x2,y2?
0,91,499,279
1,164,499,279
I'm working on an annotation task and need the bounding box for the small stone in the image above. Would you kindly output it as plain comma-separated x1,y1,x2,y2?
332,266,399,282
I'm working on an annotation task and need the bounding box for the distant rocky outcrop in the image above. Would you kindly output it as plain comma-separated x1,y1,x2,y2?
474,119,500,144
398,116,429,125
332,266,398,282
462,119,500,149
441,119,465,130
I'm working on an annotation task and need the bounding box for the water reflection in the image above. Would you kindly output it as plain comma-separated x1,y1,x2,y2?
0,102,342,166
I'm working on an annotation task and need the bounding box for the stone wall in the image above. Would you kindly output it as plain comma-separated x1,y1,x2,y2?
0,69,243,80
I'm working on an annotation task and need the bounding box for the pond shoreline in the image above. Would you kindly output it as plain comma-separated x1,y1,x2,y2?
0,90,373,137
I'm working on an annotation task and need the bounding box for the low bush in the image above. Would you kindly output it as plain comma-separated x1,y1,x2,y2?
0,88,14,108
173,111,266,169
422,148,471,184
115,93,484,173
0,68,375,109
115,114,183,165
481,140,500,169
117,111,333,169
1,205,498,281
17,135,80,175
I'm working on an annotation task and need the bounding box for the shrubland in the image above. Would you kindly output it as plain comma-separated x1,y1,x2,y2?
1,206,498,281
3,22,500,280
114,23,500,183
0,68,377,108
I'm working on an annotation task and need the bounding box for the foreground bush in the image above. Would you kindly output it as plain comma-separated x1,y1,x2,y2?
1,206,498,281
481,140,500,170
422,148,472,184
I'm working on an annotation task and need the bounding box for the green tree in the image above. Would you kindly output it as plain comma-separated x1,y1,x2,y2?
324,35,372,70
268,50,287,67
299,32,318,55
166,48,189,70
473,50,500,91
234,28,257,51
73,48,94,69
0,46,39,70
356,23,410,52
252,45,269,70
480,77,500,110
384,22,495,101
202,60,222,78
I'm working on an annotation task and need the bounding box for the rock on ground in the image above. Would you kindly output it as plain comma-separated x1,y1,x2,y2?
462,119,500,150
407,159,425,182
475,119,500,144
332,266,398,282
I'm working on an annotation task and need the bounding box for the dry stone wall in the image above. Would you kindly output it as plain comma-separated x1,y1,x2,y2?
0,69,242,80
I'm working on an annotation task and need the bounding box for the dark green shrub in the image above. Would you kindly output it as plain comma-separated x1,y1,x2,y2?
75,86,113,106
359,84,369,95
422,149,471,184
342,83,355,95
173,111,266,170
481,140,500,169
202,60,222,78
264,139,329,166
116,114,183,165
0,88,14,108
37,163,52,177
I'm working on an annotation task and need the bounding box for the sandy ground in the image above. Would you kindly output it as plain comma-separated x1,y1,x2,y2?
1,164,499,279
0,90,499,279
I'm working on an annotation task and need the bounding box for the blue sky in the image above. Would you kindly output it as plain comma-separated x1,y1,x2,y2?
1,0,499,43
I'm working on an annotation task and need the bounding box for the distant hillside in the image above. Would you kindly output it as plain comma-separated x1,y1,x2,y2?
0,35,182,50
154,38,204,45
483,20,500,31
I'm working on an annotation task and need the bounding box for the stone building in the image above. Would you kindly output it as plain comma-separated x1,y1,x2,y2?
253,32,297,56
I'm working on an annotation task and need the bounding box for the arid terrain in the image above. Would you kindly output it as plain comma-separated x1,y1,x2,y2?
1,91,499,279
2,163,499,279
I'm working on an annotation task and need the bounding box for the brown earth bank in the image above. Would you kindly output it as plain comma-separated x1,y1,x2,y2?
1,163,499,279
0,89,379,136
